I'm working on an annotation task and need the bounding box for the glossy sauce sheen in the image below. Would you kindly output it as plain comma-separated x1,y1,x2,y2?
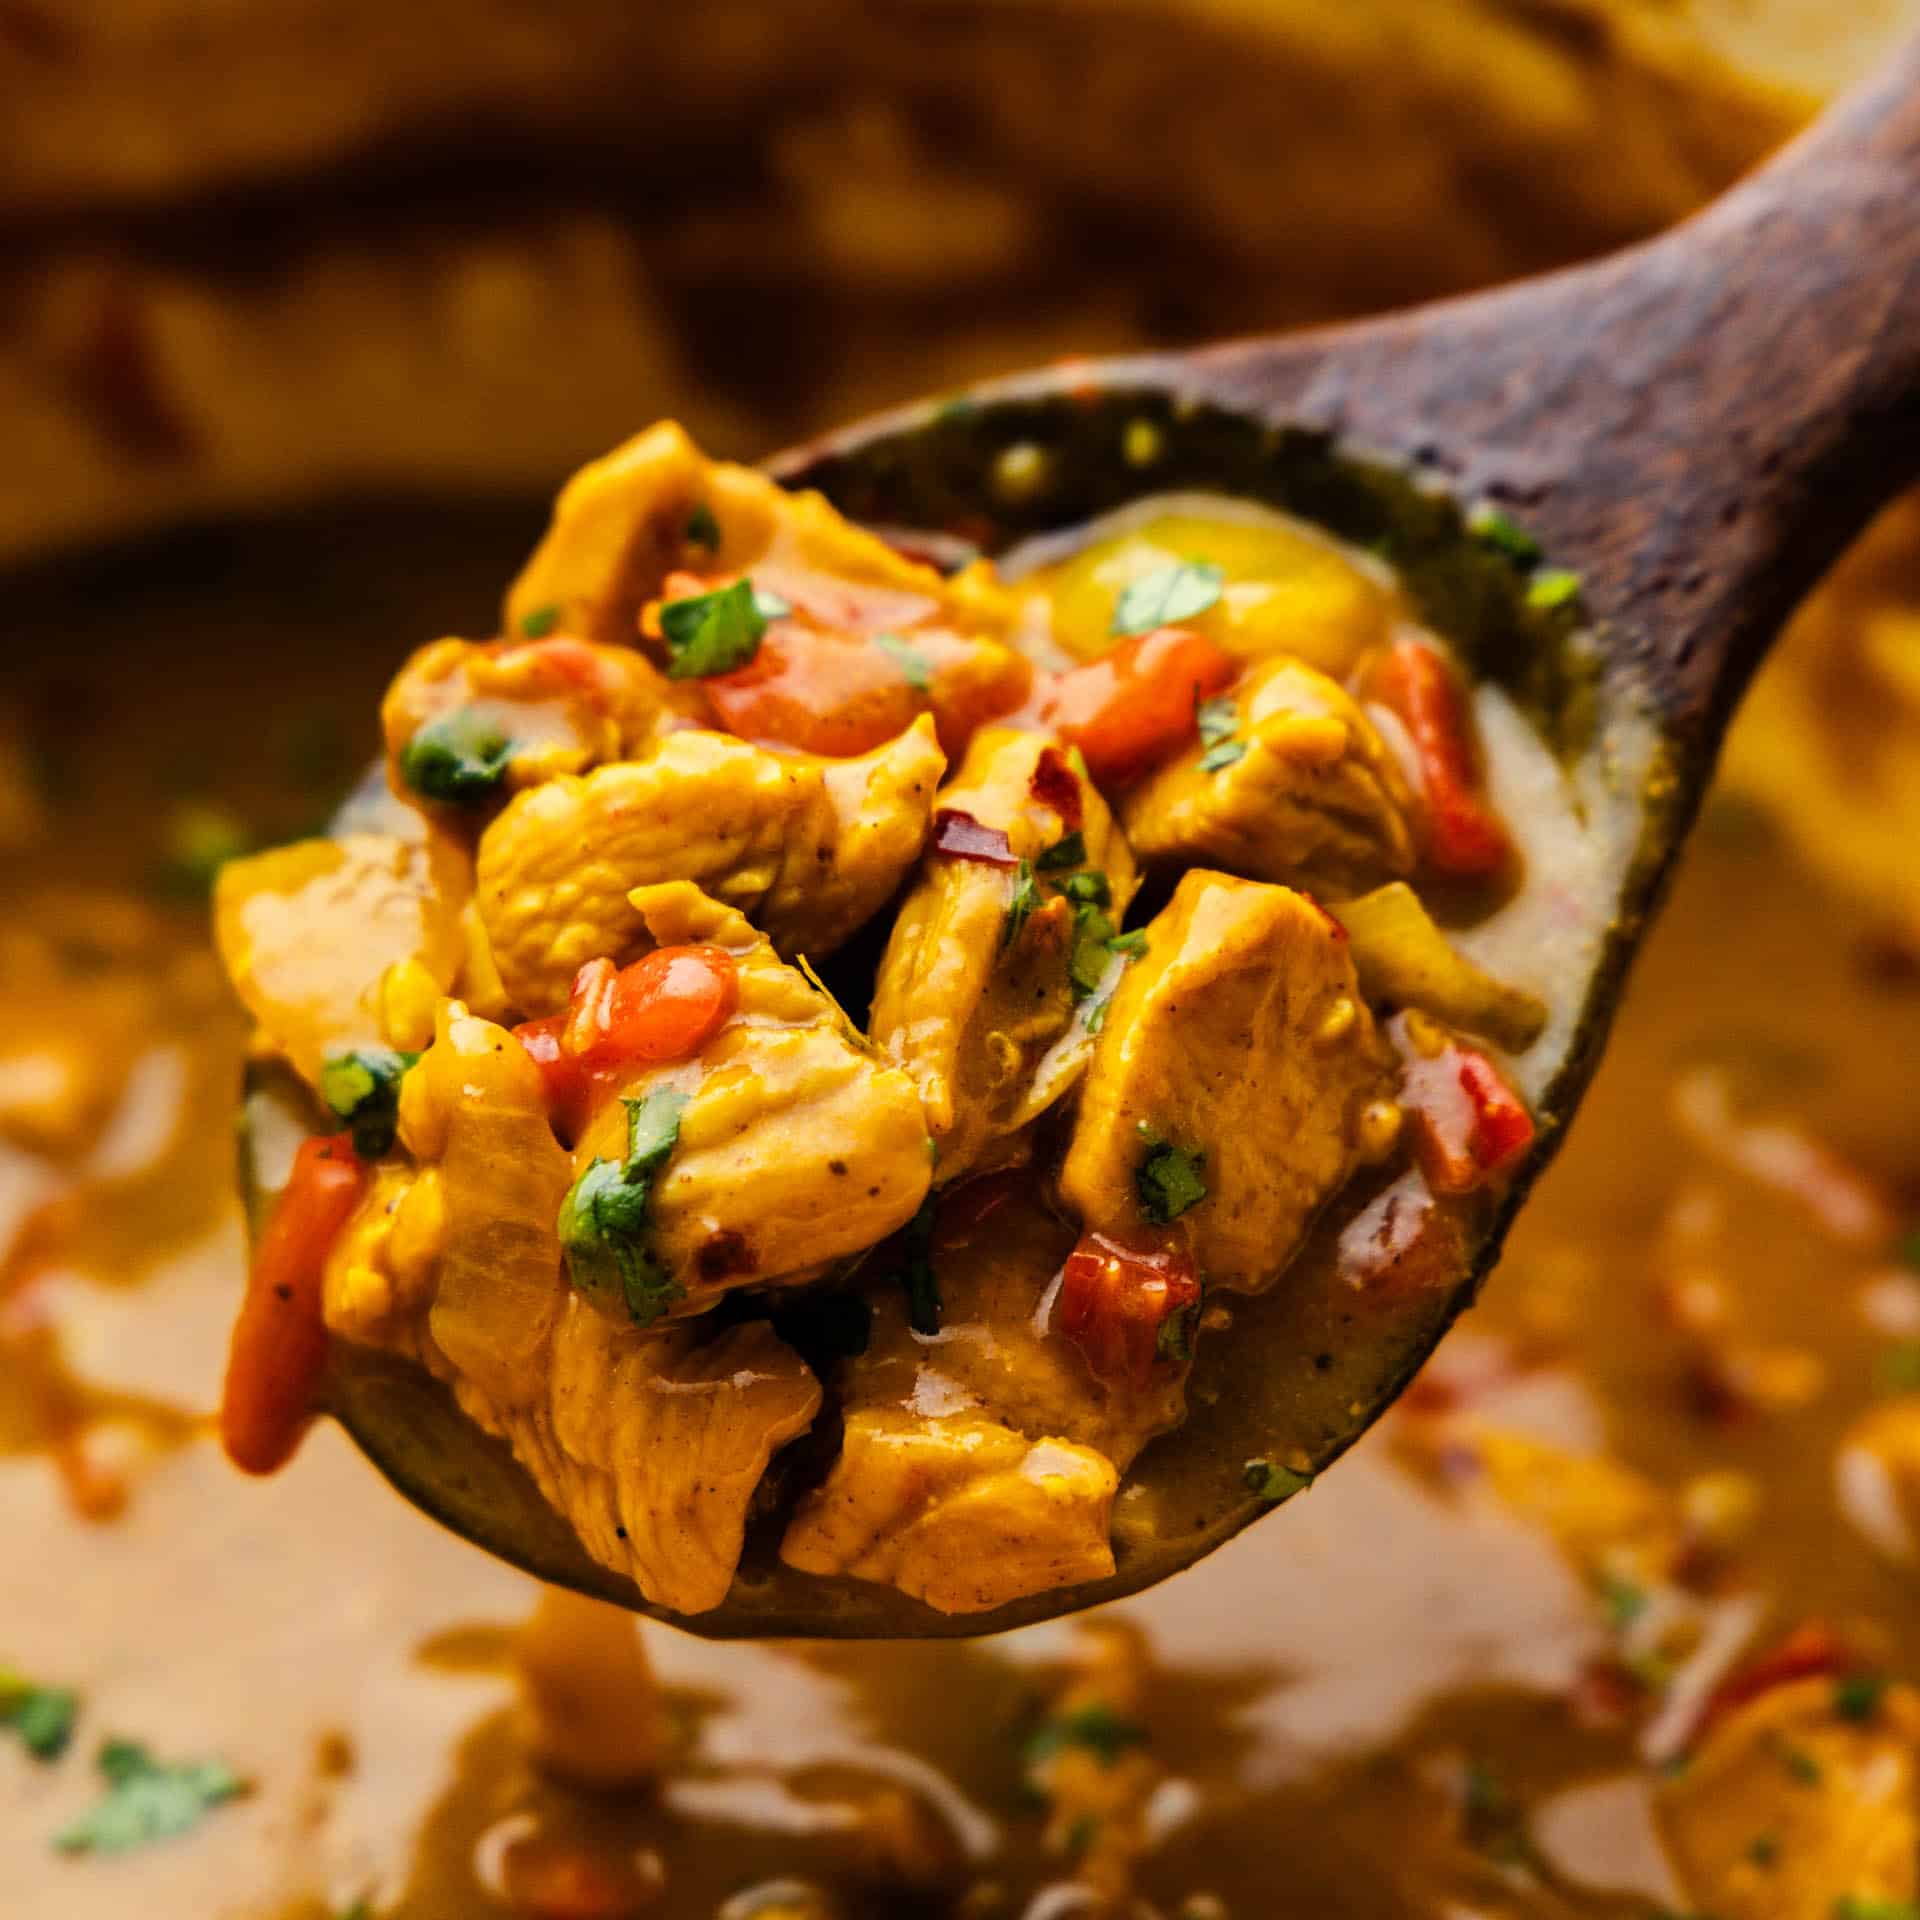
4,508,1920,1917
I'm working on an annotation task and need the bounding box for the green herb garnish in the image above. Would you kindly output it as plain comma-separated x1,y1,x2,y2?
1468,504,1541,566
55,1739,246,1855
1597,1573,1648,1633
1526,567,1583,612
1833,1673,1888,1723
1156,1303,1198,1364
658,579,771,679
1243,1458,1314,1503
892,1193,941,1335
1136,1124,1207,1224
1061,869,1111,908
518,603,560,639
1198,739,1248,773
1024,1700,1149,1771
685,502,721,553
558,1087,690,1325
398,710,514,806
873,632,934,691
1036,830,1087,872
1832,1900,1920,1920
1,1673,76,1760
1002,859,1042,951
1068,904,1118,1002
319,1047,418,1158
1195,695,1239,747
1780,1742,1824,1786
1106,929,1148,958
1112,560,1224,637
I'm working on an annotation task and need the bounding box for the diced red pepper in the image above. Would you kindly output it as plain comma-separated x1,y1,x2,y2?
1698,1620,1850,1738
1392,1017,1535,1194
1365,637,1513,878
1043,626,1238,788
515,946,738,1134
1055,1230,1201,1389
930,807,1017,867
220,1132,366,1476
705,623,924,757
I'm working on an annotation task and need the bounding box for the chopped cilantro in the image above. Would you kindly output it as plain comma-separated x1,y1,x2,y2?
1136,1125,1207,1224
398,710,514,806
1112,559,1224,637
1106,929,1148,958
684,502,721,553
1069,904,1117,1002
1198,739,1248,774
1833,1672,1888,1723
1156,1303,1198,1364
873,632,934,691
1527,567,1583,612
1195,695,1239,747
1024,1700,1149,1771
1244,1458,1314,1503
557,1088,689,1325
1833,1901,1920,1920
658,579,770,679
1,1673,77,1760
892,1193,941,1336
1084,991,1113,1035
55,1739,245,1855
1061,869,1111,908
1036,830,1087,872
1597,1573,1648,1633
1002,859,1042,952
1467,503,1541,566
319,1048,418,1158
1780,1742,1823,1786
518,602,560,639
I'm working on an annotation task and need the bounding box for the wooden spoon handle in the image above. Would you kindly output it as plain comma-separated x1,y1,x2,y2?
1187,33,1920,738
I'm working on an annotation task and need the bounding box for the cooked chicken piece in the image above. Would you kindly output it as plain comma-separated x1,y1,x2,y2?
1122,654,1414,894
1656,1675,1920,1920
839,1182,1186,1471
504,418,1014,661
398,996,574,1409
870,727,1136,1183
1059,870,1392,1290
523,1303,820,1613
477,717,944,1015
566,883,932,1310
214,830,469,1086
779,1406,1118,1615
382,633,670,806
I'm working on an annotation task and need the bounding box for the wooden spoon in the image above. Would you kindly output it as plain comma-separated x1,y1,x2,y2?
307,38,1920,1636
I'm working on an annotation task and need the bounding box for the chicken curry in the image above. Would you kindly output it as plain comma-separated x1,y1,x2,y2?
6,466,1920,1916
206,420,1580,1626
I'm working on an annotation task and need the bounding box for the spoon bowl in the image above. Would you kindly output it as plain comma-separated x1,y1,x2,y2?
273,34,1920,1635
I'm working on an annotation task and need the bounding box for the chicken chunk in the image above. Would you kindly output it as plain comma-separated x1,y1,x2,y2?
503,420,1028,759
382,633,670,809
870,727,1136,1183
565,882,932,1309
1122,655,1414,895
477,717,944,1015
779,1408,1118,1615
1058,870,1392,1290
1656,1675,1920,1920
214,830,469,1086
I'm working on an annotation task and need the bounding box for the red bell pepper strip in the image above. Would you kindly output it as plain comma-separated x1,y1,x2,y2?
220,1132,366,1475
1392,1017,1535,1193
1365,636,1513,878
1043,626,1238,788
